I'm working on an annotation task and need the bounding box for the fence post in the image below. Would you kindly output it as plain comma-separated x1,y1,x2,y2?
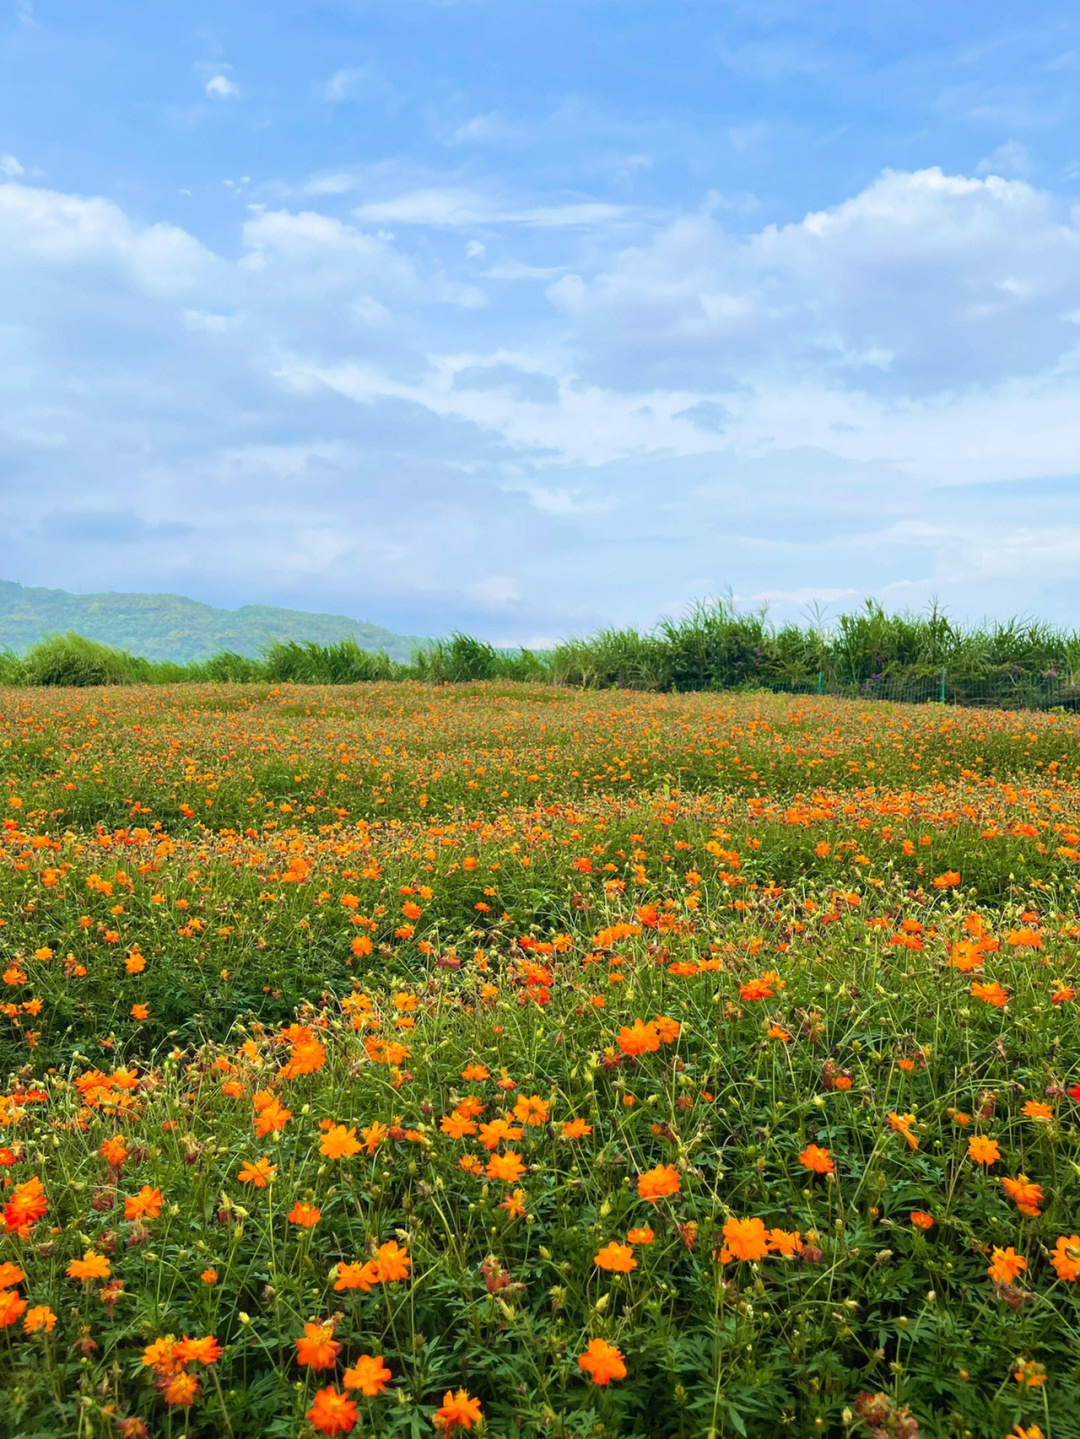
817,671,823,695
940,669,946,704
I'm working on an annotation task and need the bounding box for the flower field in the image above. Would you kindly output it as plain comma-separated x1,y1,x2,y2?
2,681,1080,1438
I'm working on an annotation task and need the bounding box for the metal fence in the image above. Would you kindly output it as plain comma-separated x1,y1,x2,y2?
746,672,1080,712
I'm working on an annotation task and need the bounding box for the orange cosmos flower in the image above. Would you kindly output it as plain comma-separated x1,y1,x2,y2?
238,1157,276,1187
295,1322,341,1371
987,1246,1027,1284
1050,1235,1080,1282
886,1112,919,1149
173,1335,222,1366
287,1201,322,1228
562,1118,593,1138
333,1260,381,1292
375,1241,412,1282
967,1134,1000,1165
636,1164,681,1203
719,1216,770,1263
252,1092,291,1136
486,1151,526,1183
478,1118,523,1150
970,980,1009,1008
124,1185,163,1221
594,1242,637,1273
798,1144,835,1174
910,1212,935,1230
0,1262,23,1288
1021,1100,1053,1122
23,1304,57,1334
307,1387,358,1435
162,1372,199,1407
627,1226,654,1244
578,1338,627,1386
130,1004,149,1021
513,1094,550,1126
3,1176,47,1238
67,1250,111,1282
461,1064,490,1081
0,1289,27,1327
1002,1175,1044,1217
433,1388,483,1432
320,1125,362,1159
654,1015,681,1044
617,1019,661,1056
343,1354,392,1397
99,1136,129,1168
766,1228,803,1255
361,1121,388,1154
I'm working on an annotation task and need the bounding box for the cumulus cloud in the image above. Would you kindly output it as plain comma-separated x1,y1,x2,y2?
4,162,1080,641
205,74,240,99
547,167,1080,396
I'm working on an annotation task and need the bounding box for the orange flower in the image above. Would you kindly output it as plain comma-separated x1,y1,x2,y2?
970,980,1009,1008
295,1322,341,1371
594,1242,637,1273
1002,1174,1044,1217
433,1388,483,1432
636,1164,681,1203
932,871,961,888
67,1250,111,1282
798,1144,834,1174
333,1260,381,1292
512,1094,550,1126
343,1354,392,1397
617,1019,660,1056
0,1289,27,1327
987,1246,1027,1283
461,1064,490,1081
719,1215,770,1263
3,1176,47,1237
1050,1235,1080,1282
375,1241,412,1282
252,1092,291,1137
23,1304,57,1334
162,1372,199,1407
967,1135,1000,1165
886,1112,919,1149
627,1226,654,1245
238,1157,277,1187
0,1262,24,1288
124,1185,163,1221
486,1151,526,1183
562,1118,593,1139
173,1335,222,1366
910,1212,935,1230
766,1228,803,1255
1021,1100,1053,1122
307,1386,358,1435
320,1124,362,1159
99,1136,129,1168
287,1201,322,1228
361,1121,389,1154
578,1338,627,1386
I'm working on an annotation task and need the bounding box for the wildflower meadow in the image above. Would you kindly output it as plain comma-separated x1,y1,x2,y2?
2,680,1080,1439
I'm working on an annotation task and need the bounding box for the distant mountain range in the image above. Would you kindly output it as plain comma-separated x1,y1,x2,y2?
0,580,426,664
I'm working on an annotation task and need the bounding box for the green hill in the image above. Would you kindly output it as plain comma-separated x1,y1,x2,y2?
0,580,425,664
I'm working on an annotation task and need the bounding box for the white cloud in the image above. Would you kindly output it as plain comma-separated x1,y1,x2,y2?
0,153,24,178
353,186,627,228
0,181,216,294
205,75,239,100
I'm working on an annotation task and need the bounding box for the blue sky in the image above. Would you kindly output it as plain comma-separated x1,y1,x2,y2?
2,0,1080,644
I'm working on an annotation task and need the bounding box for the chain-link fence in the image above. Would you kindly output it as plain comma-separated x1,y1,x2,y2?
743,672,1080,712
